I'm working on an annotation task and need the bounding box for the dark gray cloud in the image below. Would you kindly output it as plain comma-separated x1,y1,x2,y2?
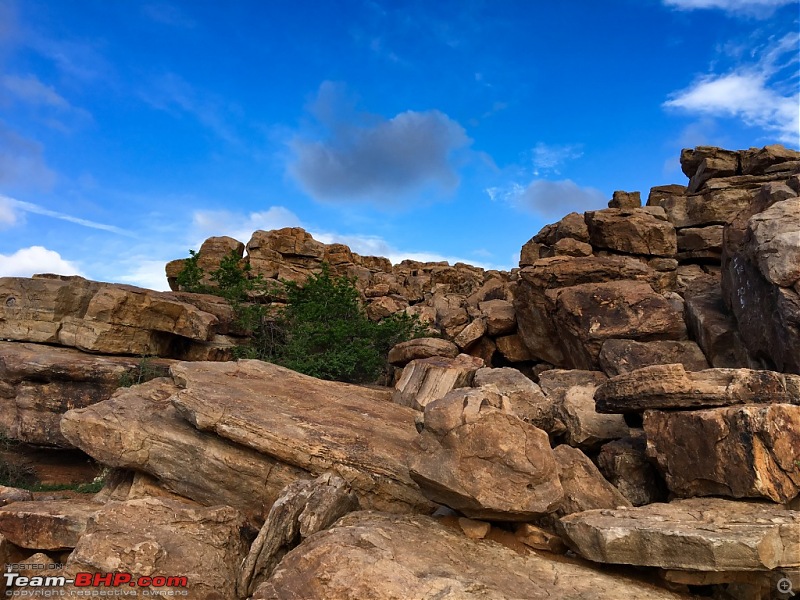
288,82,470,204
488,179,606,221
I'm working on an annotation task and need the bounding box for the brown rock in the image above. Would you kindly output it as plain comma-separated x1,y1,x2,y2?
457,517,491,539
685,288,755,368
747,197,800,288
0,486,33,507
478,299,516,336
556,380,630,449
676,225,724,261
609,190,642,209
597,435,667,506
740,144,800,175
494,332,533,362
559,497,799,572
514,522,568,553
552,445,631,517
253,511,691,600
170,360,433,514
194,236,245,287
680,146,739,180
585,208,677,257
408,387,563,520
644,403,800,503
62,498,249,600
595,363,800,413
552,237,593,257
61,378,308,525
598,339,709,376
465,336,497,365
655,187,756,229
0,499,103,550
452,318,486,350
387,338,459,366
647,184,687,207
392,354,483,411
366,295,408,320
472,367,553,430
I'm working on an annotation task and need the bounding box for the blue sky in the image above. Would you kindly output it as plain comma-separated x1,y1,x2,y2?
0,0,798,290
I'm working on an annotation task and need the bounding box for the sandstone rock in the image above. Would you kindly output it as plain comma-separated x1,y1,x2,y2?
685,287,755,368
740,144,800,175
514,522,568,553
457,517,491,539
478,299,516,336
392,354,483,411
676,225,724,261
647,184,687,206
609,190,641,209
597,434,667,506
675,263,719,297
253,511,690,600
387,338,459,366
465,336,496,365
0,499,103,550
556,380,630,448
598,339,709,376
552,237,593,257
0,486,33,507
0,534,26,596
494,332,533,362
537,369,607,436
472,367,552,430
559,497,799,572
170,360,433,514
654,187,756,229
595,363,800,413
238,473,359,597
61,498,249,600
61,378,308,525
192,236,245,287
408,387,563,520
747,196,800,287
585,208,677,257
0,342,172,446
552,445,631,517
366,295,408,320
680,146,739,180
452,318,486,350
644,403,800,503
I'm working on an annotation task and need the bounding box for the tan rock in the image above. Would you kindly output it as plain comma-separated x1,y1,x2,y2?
478,299,516,336
559,497,799,572
0,486,33,507
387,337,459,366
655,187,756,228
392,354,483,411
61,378,308,525
366,295,408,320
585,208,677,257
680,146,739,180
609,190,642,209
494,332,533,362
597,434,667,506
452,318,486,350
748,196,800,288
552,237,593,257
253,511,690,600
596,363,800,413
684,288,754,368
0,499,103,550
647,184,687,206
170,360,433,514
557,381,630,449
457,517,491,539
473,367,553,430
514,522,567,553
676,225,724,261
644,403,800,503
740,144,800,175
61,498,249,600
409,387,563,520
465,336,497,365
553,445,631,517
598,339,709,376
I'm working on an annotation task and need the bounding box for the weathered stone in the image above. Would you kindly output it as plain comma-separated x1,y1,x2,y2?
457,517,491,539
676,225,724,261
514,522,568,553
596,364,800,413
644,404,800,503
538,369,607,438
0,534,25,596
392,354,483,411
685,288,755,368
409,388,563,520
494,332,534,362
552,237,593,257
62,498,249,600
465,336,496,365
472,367,552,430
238,473,359,598
366,295,408,320
556,380,630,449
0,341,172,446
170,360,433,514
609,190,642,209
0,486,33,507
747,197,800,288
0,499,103,550
452,318,486,350
253,512,689,600
193,236,245,287
559,497,799,572
387,338,459,366
598,339,709,376
532,212,591,247
647,184,687,207
740,144,800,175
552,445,631,517
597,434,667,506
680,146,739,180
585,208,677,257
687,153,740,193
61,378,309,525
675,264,719,297
478,299,516,336
654,187,756,229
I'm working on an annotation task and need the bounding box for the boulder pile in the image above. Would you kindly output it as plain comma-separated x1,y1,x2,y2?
0,144,797,600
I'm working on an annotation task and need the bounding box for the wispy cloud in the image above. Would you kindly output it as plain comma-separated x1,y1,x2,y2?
662,0,796,17
191,206,303,245
288,81,471,205
531,142,583,176
0,194,135,236
2,74,69,109
487,179,606,220
0,245,83,277
664,32,800,145
0,123,56,190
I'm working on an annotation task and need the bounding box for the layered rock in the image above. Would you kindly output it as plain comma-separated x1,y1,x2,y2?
597,434,667,506
0,498,104,550
392,354,484,411
597,339,708,376
551,445,631,517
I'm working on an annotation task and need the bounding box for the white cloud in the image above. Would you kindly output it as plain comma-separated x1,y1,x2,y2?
488,179,606,220
115,259,171,291
0,246,83,277
0,195,20,229
1,74,70,109
663,0,796,16
664,32,800,146
191,206,303,246
288,81,471,205
531,142,583,175
0,194,134,236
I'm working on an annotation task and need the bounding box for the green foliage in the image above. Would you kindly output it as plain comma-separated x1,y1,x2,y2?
118,355,167,388
175,252,425,383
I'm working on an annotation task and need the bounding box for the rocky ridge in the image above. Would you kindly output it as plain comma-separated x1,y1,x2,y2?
0,144,797,600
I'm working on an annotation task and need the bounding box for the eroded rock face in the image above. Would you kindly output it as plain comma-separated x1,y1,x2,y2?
408,387,563,520
597,435,667,506
61,498,249,600
552,445,631,517
392,354,484,411
472,367,553,430
644,403,800,503
0,342,172,446
558,497,800,572
0,498,103,550
597,339,708,376
595,363,800,413
387,338,459,366
253,512,692,600
584,208,677,257
169,360,433,514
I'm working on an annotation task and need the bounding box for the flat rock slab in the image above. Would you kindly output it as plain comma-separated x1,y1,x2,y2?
61,378,308,525
170,360,433,514
0,499,104,550
558,498,800,572
644,403,800,503
596,363,800,413
253,511,692,600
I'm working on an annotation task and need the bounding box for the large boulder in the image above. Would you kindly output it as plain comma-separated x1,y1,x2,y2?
644,403,800,503
253,512,692,600
392,354,484,411
387,338,459,366
472,367,553,430
597,434,668,506
584,208,677,257
597,339,708,376
0,498,103,550
552,445,631,517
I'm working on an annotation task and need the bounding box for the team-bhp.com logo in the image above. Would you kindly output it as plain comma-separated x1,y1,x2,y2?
4,571,189,597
